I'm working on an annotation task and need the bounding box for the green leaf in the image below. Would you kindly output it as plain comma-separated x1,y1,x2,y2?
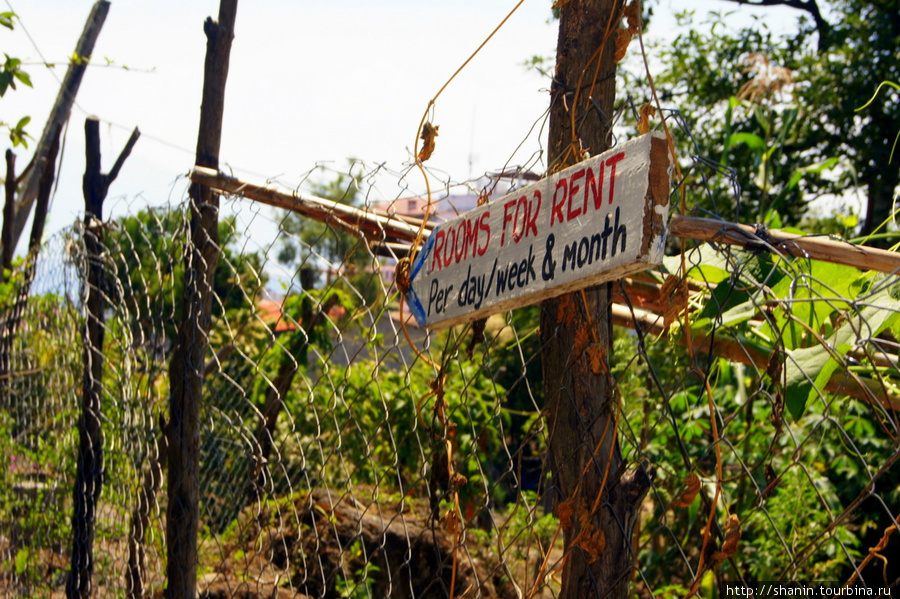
0,12,15,30
763,208,783,229
14,547,28,575
783,277,900,419
727,132,765,153
13,69,31,88
685,264,730,285
784,345,843,420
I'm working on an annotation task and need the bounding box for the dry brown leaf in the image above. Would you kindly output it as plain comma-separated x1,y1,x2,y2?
660,274,688,331
712,513,741,563
623,0,641,33
615,0,641,62
443,506,460,535
582,528,606,564
558,498,574,531
672,472,701,508
418,122,439,162
586,343,606,375
637,103,657,135
574,325,590,356
615,28,633,62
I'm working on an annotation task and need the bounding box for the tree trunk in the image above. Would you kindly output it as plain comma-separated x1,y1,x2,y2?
862,167,900,246
165,2,237,598
542,2,650,597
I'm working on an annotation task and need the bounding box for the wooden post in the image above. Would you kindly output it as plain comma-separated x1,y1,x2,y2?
9,1,110,254
0,150,16,405
2,150,16,276
165,2,237,597
67,116,139,599
542,2,650,597
0,126,60,405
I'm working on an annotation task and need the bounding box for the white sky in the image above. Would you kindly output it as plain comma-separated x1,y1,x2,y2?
2,0,803,258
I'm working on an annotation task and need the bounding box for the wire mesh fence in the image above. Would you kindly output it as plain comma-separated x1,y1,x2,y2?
0,137,898,599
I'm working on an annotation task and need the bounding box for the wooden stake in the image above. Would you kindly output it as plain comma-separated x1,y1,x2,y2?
67,116,138,599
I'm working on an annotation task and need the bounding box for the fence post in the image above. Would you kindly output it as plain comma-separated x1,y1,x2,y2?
67,116,138,599
165,2,237,597
542,2,651,597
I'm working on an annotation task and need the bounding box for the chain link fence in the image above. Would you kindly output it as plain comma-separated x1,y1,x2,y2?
0,140,898,599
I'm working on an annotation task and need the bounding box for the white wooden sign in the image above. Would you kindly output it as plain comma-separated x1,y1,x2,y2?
406,132,672,329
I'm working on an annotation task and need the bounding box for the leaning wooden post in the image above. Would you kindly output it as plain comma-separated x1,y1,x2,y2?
9,1,110,255
67,116,139,599
541,2,651,597
165,2,237,597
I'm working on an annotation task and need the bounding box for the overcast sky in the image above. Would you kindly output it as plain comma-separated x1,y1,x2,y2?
3,0,801,258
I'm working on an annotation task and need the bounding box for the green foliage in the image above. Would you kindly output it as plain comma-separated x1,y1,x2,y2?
0,54,32,97
105,206,268,349
334,538,380,599
277,165,365,272
0,13,34,148
641,1,900,235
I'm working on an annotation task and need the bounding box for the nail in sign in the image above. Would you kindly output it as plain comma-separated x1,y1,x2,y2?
405,132,672,329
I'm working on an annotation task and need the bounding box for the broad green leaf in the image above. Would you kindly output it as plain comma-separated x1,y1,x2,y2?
719,298,759,329
727,132,765,153
13,69,30,88
784,345,843,420
695,279,751,329
685,264,730,285
763,208,783,229
783,277,900,419
14,547,28,575
766,260,858,350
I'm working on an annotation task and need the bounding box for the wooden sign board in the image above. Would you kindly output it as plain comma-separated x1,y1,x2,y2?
406,132,672,329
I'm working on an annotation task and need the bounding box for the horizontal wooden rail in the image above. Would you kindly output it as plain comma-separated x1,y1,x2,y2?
611,302,900,412
669,214,900,275
189,166,427,245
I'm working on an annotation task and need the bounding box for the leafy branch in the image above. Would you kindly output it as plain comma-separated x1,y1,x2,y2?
0,13,34,148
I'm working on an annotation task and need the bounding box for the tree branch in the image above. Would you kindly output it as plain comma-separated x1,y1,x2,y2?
721,0,831,49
